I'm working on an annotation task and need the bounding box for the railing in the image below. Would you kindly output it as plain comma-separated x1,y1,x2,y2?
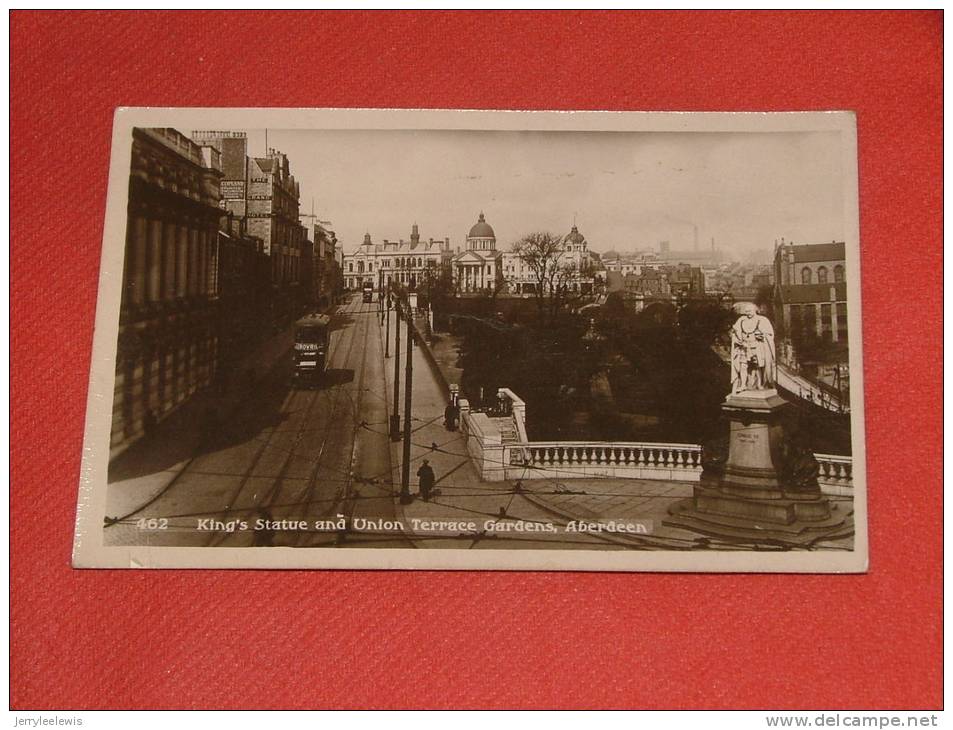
815,453,854,495
459,392,853,492
490,438,854,494
502,441,704,482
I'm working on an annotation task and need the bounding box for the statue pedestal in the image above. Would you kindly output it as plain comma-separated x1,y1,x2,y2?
665,389,851,547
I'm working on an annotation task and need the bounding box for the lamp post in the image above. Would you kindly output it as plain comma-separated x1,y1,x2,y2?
385,283,391,358
399,307,414,504
390,298,402,441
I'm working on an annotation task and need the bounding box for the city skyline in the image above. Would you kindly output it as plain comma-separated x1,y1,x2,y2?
243,128,847,258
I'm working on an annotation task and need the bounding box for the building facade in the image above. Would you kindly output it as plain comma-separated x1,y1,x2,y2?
299,215,343,309
192,131,305,321
343,224,452,291
215,213,272,386
452,213,503,293
315,222,342,307
500,223,599,296
113,128,223,453
773,240,849,354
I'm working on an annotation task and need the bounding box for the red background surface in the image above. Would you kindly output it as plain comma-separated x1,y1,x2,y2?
11,11,942,710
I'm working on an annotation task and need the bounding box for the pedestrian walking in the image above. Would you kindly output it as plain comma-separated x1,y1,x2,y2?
417,459,435,501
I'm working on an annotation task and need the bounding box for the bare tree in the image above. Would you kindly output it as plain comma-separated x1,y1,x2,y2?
514,231,568,319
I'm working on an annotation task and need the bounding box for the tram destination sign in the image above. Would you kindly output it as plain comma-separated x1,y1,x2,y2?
72,107,868,572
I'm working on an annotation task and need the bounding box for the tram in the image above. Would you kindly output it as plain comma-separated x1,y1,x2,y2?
293,313,331,385
361,281,375,303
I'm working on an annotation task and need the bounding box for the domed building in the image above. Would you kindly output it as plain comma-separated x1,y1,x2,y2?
563,223,588,252
466,211,496,251
452,211,504,293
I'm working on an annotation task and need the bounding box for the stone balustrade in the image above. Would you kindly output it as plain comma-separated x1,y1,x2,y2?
503,441,704,482
496,388,528,443
814,453,854,496
456,387,853,494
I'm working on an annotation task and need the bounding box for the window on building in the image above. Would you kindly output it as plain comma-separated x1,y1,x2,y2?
789,304,802,333
834,265,845,283
801,267,812,284
836,302,849,340
802,304,816,335
817,266,828,284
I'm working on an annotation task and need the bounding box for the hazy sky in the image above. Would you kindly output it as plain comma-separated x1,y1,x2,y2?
243,128,846,258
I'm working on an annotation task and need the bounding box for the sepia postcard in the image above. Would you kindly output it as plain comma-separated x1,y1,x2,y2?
72,108,867,571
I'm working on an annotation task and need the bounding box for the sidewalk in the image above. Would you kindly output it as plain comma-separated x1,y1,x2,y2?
105,308,332,521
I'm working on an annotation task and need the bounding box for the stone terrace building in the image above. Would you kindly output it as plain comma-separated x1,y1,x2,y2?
246,150,304,320
192,131,304,322
344,224,452,291
300,215,343,309
215,213,271,386
113,128,223,454
773,240,848,347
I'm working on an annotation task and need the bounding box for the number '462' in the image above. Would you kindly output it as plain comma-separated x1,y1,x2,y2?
136,518,168,530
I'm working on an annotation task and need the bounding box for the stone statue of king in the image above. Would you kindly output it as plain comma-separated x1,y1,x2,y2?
730,303,776,394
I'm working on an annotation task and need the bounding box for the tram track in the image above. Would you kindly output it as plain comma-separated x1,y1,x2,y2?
285,298,372,546
202,296,363,546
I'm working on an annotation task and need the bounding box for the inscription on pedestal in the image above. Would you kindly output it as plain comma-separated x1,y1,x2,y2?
665,384,847,542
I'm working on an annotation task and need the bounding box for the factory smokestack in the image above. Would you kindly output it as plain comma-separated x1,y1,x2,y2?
693,224,699,251
711,236,715,252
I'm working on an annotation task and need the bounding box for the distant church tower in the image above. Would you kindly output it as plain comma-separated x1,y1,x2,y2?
411,222,420,246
